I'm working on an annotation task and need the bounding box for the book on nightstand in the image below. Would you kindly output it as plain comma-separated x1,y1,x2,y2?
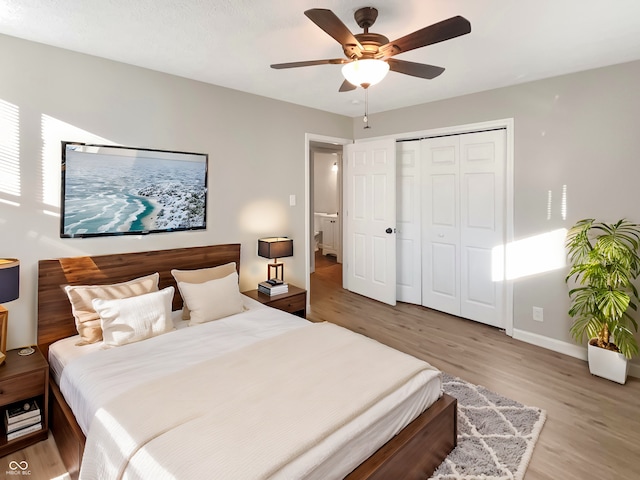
258,280,289,296
6,421,42,441
5,399,40,425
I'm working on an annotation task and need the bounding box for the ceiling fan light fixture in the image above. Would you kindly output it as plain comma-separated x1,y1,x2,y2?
342,59,389,88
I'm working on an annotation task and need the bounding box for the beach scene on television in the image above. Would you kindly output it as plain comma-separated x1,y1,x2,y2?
61,144,207,237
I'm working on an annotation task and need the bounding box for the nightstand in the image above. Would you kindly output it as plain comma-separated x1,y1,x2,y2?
243,285,307,318
0,347,49,457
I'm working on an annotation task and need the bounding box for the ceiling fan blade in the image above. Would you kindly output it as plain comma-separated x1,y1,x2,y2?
387,59,445,79
305,9,363,54
339,79,357,92
378,16,471,58
271,58,348,69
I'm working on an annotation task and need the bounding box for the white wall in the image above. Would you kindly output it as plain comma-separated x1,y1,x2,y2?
313,152,339,214
0,34,352,349
355,60,640,369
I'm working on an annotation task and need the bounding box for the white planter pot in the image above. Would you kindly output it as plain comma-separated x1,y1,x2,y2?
588,341,629,384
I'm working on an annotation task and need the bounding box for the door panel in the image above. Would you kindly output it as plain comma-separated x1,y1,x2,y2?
432,243,457,297
422,136,460,315
432,174,457,226
353,233,367,279
372,173,388,220
464,246,495,305
396,142,421,304
464,173,495,229
459,130,506,327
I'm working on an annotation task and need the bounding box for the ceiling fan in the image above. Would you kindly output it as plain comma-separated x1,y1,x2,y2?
271,7,471,91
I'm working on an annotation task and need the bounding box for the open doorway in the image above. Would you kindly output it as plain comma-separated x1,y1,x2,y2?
308,141,344,297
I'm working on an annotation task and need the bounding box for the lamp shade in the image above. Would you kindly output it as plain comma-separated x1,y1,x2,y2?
0,259,19,303
342,59,390,88
258,238,293,259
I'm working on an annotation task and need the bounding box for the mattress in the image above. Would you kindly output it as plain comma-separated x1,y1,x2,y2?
50,296,442,480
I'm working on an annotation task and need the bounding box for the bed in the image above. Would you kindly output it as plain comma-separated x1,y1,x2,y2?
37,244,456,480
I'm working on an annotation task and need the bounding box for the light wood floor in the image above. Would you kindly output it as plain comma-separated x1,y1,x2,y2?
8,254,640,479
309,255,640,480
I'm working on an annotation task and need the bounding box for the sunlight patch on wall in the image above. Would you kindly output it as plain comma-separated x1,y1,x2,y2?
0,99,20,199
493,228,567,281
40,114,112,209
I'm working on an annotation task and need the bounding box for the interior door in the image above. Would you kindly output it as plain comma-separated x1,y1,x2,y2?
345,138,397,306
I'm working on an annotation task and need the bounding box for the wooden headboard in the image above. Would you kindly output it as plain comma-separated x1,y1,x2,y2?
37,244,241,356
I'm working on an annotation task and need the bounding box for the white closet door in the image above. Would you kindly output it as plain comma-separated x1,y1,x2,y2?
396,141,421,304
459,130,506,328
421,136,461,316
421,129,506,329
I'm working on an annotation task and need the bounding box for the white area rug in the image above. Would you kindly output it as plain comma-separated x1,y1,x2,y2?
430,373,547,480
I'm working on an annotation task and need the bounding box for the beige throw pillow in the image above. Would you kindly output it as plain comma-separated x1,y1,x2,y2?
171,262,237,320
93,286,174,347
65,272,160,345
177,271,244,326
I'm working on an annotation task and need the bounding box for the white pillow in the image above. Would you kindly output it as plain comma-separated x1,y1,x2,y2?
65,272,160,345
92,286,175,347
178,271,243,326
171,262,237,320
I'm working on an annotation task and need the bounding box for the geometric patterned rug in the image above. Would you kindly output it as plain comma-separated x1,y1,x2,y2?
429,373,547,480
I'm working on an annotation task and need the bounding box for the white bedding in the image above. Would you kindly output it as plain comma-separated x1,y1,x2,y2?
51,296,442,480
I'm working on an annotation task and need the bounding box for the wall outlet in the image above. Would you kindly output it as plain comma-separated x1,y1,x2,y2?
532,306,544,322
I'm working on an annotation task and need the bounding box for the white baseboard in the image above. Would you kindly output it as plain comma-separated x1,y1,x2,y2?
512,329,640,379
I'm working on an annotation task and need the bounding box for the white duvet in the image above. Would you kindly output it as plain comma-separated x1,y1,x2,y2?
53,298,442,480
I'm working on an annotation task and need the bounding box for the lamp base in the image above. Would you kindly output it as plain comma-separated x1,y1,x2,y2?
18,347,35,356
267,262,284,282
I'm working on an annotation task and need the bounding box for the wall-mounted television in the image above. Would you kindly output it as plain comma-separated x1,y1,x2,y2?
61,142,208,238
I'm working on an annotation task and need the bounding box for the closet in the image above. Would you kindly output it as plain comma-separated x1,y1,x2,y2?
397,128,507,329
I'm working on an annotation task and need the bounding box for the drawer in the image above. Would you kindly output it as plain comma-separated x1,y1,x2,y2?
0,370,45,406
268,293,306,314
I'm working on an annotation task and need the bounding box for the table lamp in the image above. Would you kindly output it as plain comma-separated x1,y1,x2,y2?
258,237,293,281
0,258,19,366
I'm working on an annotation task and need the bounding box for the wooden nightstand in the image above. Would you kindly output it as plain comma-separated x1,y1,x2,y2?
0,347,49,457
243,285,307,318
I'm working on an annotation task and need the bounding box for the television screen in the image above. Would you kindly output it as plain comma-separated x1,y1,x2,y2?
60,142,208,238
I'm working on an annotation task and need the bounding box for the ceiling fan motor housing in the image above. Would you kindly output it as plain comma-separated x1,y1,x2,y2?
354,7,378,30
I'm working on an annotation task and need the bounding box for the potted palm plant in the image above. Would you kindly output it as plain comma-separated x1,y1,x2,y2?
565,218,640,384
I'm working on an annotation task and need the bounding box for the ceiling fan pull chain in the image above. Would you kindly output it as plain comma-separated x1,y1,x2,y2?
364,88,370,129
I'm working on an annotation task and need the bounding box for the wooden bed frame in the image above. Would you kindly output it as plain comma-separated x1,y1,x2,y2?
36,244,456,480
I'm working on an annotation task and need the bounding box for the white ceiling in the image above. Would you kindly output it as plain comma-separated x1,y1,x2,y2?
2,0,640,117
